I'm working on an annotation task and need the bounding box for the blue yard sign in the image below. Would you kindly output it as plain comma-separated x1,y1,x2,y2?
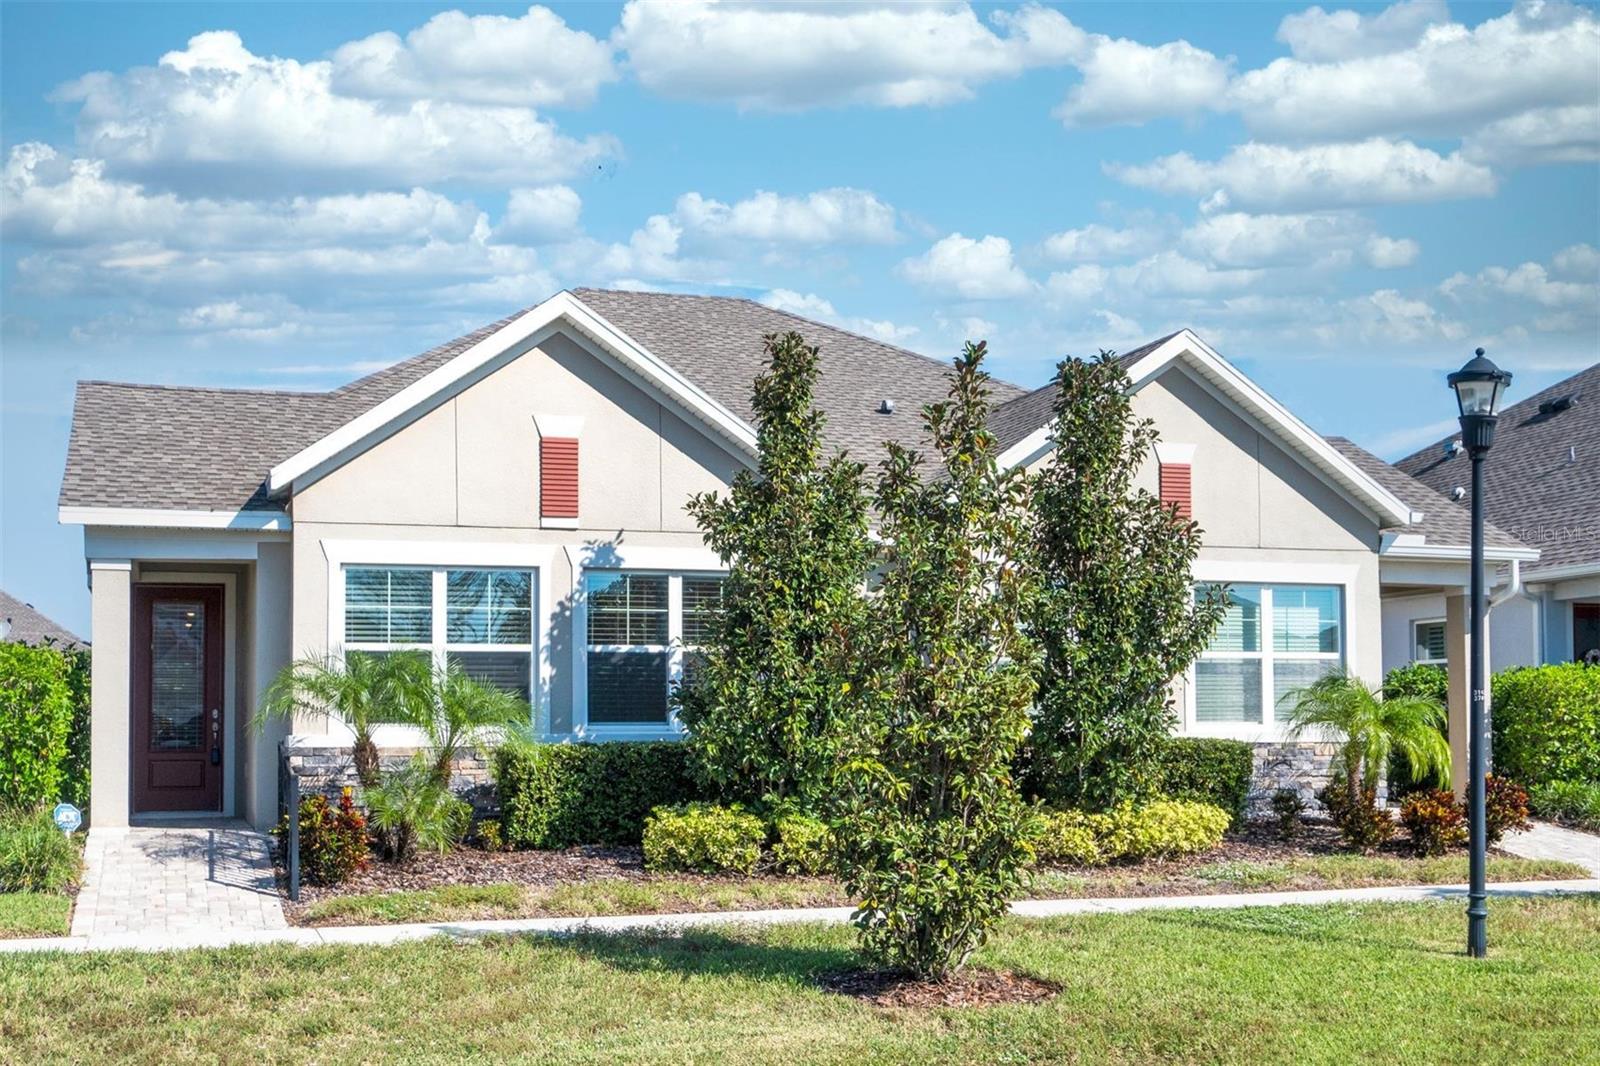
52,802,82,835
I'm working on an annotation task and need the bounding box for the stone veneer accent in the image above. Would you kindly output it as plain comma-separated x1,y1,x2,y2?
279,740,496,820
1245,741,1386,816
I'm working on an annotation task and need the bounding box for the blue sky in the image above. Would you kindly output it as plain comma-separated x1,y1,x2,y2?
3,0,1597,634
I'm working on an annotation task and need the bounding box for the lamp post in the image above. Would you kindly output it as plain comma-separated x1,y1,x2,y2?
1448,347,1512,959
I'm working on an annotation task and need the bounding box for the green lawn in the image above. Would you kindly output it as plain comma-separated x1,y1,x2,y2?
2,897,1596,1063
0,892,73,939
296,853,1586,927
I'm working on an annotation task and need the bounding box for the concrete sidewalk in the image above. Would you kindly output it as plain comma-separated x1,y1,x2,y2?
5,877,1595,956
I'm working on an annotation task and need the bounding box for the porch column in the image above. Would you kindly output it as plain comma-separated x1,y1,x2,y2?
88,560,132,827
1444,591,1490,800
247,542,293,829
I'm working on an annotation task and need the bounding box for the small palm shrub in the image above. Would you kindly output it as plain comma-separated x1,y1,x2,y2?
1400,789,1467,857
279,788,368,886
643,803,764,874
1318,780,1395,852
1271,788,1306,842
1529,779,1600,831
260,651,432,788
770,813,833,875
363,760,470,863
0,806,79,893
1483,774,1531,844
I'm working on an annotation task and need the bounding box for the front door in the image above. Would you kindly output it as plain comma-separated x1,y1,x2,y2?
132,585,224,813
1576,602,1600,665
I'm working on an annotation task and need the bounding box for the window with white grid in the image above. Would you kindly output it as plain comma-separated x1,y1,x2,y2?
1192,583,1343,725
583,571,724,728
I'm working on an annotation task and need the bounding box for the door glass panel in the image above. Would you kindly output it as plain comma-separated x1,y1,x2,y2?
151,601,205,750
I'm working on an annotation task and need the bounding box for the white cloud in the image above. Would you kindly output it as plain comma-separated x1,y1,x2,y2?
1462,105,1600,166
56,30,615,193
496,186,583,242
1111,138,1496,211
1364,235,1420,269
1275,0,1448,62
1233,1,1600,141
758,289,919,344
615,1,1083,110
673,188,897,245
1347,288,1467,342
1041,222,1164,262
1440,258,1599,311
1043,264,1110,304
331,6,616,108
1181,211,1377,267
1112,251,1264,296
899,234,1035,299
1055,36,1232,126
1552,244,1600,278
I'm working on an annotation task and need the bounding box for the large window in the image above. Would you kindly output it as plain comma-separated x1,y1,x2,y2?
343,566,535,704
584,571,724,728
1192,583,1343,725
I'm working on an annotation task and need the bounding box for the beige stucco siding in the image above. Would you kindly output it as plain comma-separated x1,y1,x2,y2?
286,328,745,738
294,332,744,530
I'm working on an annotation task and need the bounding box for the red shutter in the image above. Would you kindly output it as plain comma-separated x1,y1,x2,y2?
540,437,579,519
1160,462,1192,519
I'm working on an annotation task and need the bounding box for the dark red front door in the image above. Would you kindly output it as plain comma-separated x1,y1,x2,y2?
132,585,224,813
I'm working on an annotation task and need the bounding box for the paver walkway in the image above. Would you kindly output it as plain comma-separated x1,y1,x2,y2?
70,824,287,939
1500,820,1600,876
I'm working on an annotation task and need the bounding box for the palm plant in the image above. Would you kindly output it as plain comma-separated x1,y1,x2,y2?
363,757,470,861
257,651,432,787
1282,672,1451,811
415,660,531,787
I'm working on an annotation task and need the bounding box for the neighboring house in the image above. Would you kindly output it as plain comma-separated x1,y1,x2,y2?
1389,363,1600,671
0,587,86,649
59,289,1534,827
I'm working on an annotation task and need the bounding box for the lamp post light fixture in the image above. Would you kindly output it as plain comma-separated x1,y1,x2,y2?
1447,346,1512,960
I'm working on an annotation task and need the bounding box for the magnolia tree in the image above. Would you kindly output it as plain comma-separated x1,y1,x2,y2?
678,331,873,809
1027,354,1224,810
832,342,1040,980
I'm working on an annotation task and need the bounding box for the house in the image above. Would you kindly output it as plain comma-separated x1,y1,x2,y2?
0,587,86,649
59,288,1535,827
1388,363,1599,671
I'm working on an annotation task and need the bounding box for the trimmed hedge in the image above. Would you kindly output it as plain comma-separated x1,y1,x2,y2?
1154,738,1253,823
1031,800,1230,866
1492,664,1600,789
494,741,701,849
0,644,74,810
643,803,765,873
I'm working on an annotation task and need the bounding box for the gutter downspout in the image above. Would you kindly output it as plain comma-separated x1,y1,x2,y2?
1489,558,1522,610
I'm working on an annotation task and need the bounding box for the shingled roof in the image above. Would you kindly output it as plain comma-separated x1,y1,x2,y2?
60,292,1030,513
0,589,85,649
1325,437,1529,554
1393,362,1600,575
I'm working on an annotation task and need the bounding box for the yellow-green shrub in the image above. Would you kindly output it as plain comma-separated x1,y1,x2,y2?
642,802,764,874
1032,808,1107,866
770,813,833,875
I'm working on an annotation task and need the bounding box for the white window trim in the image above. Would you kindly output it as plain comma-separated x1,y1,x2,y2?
570,553,726,741
322,540,554,741
1411,617,1448,666
1183,561,1357,742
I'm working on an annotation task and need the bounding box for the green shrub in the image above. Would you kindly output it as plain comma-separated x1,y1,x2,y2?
1271,788,1306,841
277,788,368,886
1031,808,1106,866
1099,800,1231,860
0,807,80,893
770,813,832,875
1154,738,1253,824
1492,664,1600,788
1483,774,1531,845
474,818,504,852
494,742,700,849
1400,788,1467,857
0,644,74,810
1529,779,1600,831
642,803,764,873
1319,780,1395,852
59,647,91,810
363,760,470,863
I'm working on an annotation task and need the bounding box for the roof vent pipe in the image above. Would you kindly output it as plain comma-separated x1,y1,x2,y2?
1444,438,1463,458
878,398,895,414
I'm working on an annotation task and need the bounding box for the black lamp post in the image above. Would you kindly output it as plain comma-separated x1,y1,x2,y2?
1447,347,1512,959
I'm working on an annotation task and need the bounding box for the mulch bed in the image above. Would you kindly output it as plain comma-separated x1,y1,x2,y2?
819,968,1059,1009
281,844,648,903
